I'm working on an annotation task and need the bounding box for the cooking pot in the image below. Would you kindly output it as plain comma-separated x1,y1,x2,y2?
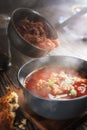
18,55,87,120
7,8,58,58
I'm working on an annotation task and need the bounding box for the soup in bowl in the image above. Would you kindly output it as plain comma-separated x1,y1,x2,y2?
24,65,87,100
8,8,59,58
18,56,87,120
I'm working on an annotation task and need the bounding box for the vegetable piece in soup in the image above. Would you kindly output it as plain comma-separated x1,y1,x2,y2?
24,66,87,100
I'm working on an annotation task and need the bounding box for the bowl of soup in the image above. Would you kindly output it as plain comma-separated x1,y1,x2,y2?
18,56,87,120
7,8,59,58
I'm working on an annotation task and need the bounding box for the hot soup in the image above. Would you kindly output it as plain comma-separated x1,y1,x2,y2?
24,65,87,100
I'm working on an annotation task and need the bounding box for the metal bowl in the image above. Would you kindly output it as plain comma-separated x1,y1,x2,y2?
18,55,87,120
7,8,58,58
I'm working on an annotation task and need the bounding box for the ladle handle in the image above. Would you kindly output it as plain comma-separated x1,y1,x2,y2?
55,6,87,30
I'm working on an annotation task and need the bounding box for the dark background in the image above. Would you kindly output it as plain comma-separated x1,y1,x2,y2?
0,0,85,14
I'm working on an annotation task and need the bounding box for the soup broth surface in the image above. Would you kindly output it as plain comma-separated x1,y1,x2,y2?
24,66,87,100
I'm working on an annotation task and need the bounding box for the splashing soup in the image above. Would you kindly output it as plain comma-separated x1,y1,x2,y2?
24,65,87,100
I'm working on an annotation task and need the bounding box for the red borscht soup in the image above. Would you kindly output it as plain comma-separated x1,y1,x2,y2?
24,66,87,100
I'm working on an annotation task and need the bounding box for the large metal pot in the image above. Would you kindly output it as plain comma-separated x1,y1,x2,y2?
18,55,87,120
